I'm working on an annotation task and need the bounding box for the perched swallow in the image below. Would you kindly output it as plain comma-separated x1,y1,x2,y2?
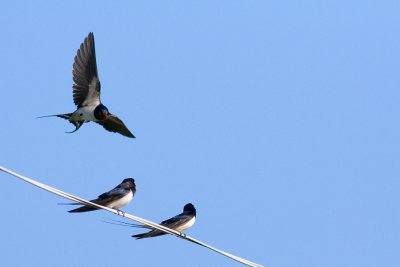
39,32,135,138
132,203,196,239
68,178,136,213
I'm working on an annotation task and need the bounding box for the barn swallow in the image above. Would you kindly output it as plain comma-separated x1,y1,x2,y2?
38,32,135,138
132,203,196,239
68,178,136,213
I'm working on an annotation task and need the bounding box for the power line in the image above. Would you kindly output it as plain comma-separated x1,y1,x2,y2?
0,166,263,267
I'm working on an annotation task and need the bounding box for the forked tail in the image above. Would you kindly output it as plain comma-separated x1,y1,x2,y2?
36,113,84,133
36,113,73,120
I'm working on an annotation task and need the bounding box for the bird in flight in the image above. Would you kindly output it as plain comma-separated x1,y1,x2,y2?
67,178,136,213
39,32,135,138
131,203,196,239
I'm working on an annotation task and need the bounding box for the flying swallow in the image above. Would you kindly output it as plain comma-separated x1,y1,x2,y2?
39,32,135,138
68,178,136,213
132,203,196,239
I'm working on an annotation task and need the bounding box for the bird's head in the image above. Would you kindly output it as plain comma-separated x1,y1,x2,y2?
122,178,136,190
183,203,196,215
94,104,110,120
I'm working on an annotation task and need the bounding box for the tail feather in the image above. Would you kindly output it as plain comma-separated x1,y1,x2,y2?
132,233,148,239
102,219,146,228
132,230,165,239
37,113,84,133
68,205,99,213
37,113,73,120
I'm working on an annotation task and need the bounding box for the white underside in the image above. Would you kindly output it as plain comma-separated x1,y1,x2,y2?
72,106,97,121
176,216,196,231
108,191,133,209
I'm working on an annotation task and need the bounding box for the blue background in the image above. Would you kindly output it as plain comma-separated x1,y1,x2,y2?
1,1,399,266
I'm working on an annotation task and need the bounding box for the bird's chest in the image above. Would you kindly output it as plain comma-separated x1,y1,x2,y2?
110,191,133,209
176,217,196,231
72,106,97,121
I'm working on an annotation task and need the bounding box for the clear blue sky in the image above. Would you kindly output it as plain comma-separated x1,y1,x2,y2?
1,1,399,266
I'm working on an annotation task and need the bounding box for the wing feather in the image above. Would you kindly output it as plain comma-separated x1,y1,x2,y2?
72,32,101,107
96,115,135,138
160,214,192,229
98,188,127,199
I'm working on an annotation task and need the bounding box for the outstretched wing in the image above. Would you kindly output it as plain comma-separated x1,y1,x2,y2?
72,32,101,108
96,115,135,138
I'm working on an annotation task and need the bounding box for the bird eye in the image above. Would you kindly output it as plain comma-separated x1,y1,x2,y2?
79,113,83,117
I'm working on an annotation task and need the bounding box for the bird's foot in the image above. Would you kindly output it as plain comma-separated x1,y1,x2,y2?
117,209,126,217
179,232,187,238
